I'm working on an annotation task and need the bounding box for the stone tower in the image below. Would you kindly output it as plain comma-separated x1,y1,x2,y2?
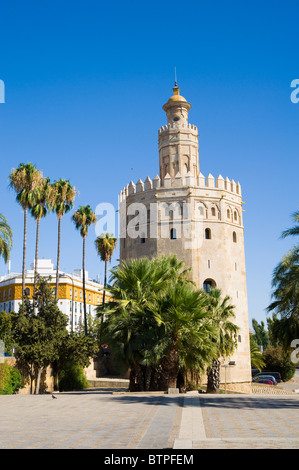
119,84,252,392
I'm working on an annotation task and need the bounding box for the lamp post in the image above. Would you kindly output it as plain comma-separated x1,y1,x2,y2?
221,361,236,392
59,273,74,332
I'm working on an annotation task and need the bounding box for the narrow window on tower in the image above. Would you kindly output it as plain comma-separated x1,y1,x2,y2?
170,228,177,240
205,228,211,239
233,231,237,243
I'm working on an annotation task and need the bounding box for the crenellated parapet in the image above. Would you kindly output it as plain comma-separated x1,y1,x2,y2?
119,171,242,202
158,122,198,134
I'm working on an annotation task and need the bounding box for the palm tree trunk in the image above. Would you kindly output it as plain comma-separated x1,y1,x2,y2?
55,216,61,301
101,260,107,324
22,208,28,302
82,236,88,335
34,218,40,293
206,359,221,393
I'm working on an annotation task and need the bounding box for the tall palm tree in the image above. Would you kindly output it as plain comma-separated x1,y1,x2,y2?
9,163,43,300
281,211,299,239
72,205,97,335
50,179,76,301
0,213,13,264
94,233,117,310
205,288,238,393
30,177,50,292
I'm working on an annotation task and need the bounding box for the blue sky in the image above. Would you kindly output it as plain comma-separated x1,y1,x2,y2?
0,1,298,328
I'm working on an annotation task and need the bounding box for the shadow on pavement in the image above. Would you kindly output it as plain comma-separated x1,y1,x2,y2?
198,395,299,410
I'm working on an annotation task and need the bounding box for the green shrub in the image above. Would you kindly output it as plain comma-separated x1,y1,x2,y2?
59,361,89,391
262,346,296,382
0,363,23,394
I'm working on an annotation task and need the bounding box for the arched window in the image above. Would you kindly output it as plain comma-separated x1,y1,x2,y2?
233,231,237,243
170,228,177,240
234,211,238,221
205,228,211,239
211,207,216,217
203,279,216,293
227,209,231,219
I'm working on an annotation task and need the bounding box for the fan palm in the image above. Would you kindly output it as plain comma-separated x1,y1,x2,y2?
50,179,76,300
0,213,13,264
72,205,97,335
9,163,43,300
98,255,214,391
94,233,117,309
250,334,265,372
205,288,238,393
267,211,299,349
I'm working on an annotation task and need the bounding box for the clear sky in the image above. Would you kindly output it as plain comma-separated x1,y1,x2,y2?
0,1,298,328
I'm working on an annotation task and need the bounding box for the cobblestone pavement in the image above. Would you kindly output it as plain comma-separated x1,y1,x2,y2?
1,390,299,449
174,393,299,449
0,391,183,449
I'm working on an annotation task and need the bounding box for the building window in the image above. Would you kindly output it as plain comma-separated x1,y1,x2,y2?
234,211,238,221
233,231,237,243
211,207,216,217
3,290,6,299
170,228,177,240
208,260,211,269
80,291,82,300
227,209,230,219
205,228,211,239
75,290,77,299
203,279,216,293
70,288,72,298
89,293,91,302
70,301,72,312
8,289,11,298
238,335,242,343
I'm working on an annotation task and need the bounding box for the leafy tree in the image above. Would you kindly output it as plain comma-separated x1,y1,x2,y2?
205,288,238,393
0,213,13,264
0,311,14,355
72,205,97,335
95,232,117,309
9,163,43,300
262,345,295,382
12,276,69,394
49,179,76,301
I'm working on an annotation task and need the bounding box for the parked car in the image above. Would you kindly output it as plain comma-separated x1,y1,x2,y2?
254,378,276,385
253,375,277,385
253,371,282,383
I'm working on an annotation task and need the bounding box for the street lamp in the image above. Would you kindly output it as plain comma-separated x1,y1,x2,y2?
221,361,236,392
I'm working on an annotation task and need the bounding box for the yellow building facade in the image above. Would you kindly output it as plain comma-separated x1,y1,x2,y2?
0,259,108,331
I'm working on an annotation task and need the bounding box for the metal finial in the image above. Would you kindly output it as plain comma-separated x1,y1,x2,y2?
174,67,177,86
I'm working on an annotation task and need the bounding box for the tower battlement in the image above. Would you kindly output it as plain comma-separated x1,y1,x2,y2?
119,172,242,201
158,123,198,133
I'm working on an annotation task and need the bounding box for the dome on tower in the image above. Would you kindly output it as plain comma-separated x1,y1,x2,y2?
163,84,191,112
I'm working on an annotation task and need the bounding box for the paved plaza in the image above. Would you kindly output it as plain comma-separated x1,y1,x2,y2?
1,390,299,450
